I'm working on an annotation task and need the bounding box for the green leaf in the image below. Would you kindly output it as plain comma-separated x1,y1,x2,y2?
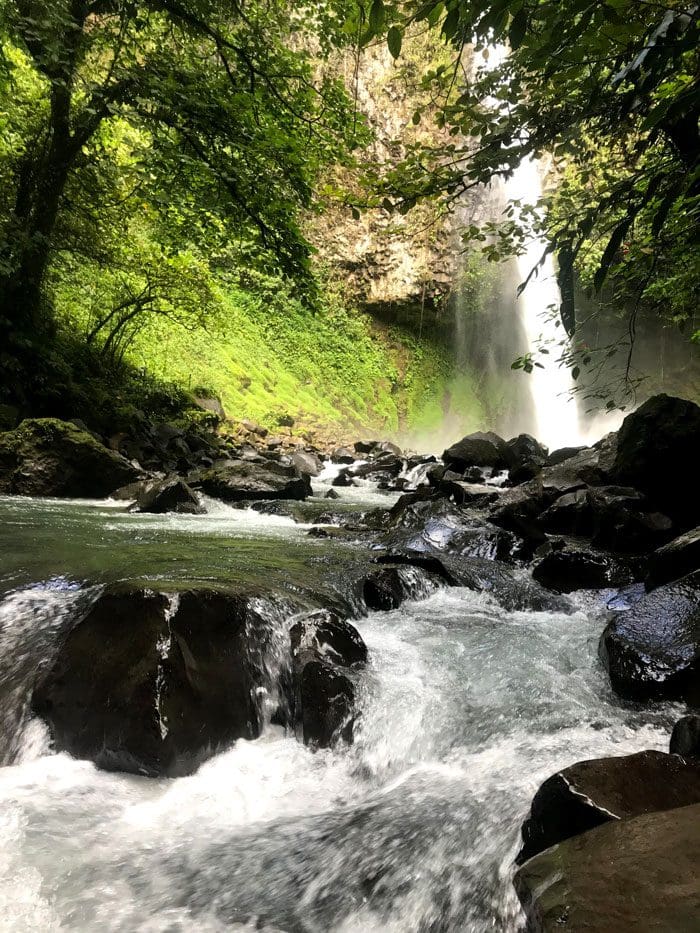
387,25,402,59
369,0,385,33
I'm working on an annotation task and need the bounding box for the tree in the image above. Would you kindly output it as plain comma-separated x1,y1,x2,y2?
356,1,699,339
0,0,358,340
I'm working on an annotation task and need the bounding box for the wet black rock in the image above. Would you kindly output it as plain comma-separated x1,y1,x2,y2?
289,609,367,748
32,587,284,776
545,445,586,467
332,468,356,487
324,488,340,500
382,494,523,563
611,394,700,528
0,418,143,498
331,447,355,464
362,565,438,611
488,480,549,550
647,526,700,589
517,750,700,864
670,715,700,758
533,547,642,593
350,455,403,480
600,570,700,703
504,433,548,484
290,609,368,668
540,443,614,496
443,431,508,471
197,460,311,502
515,803,700,932
130,476,205,514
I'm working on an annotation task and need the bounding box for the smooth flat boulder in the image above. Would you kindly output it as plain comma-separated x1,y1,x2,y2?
197,459,311,502
600,570,700,703
515,803,700,932
0,418,142,497
130,476,205,514
518,750,700,863
647,526,700,588
443,431,508,470
32,587,283,776
611,394,700,528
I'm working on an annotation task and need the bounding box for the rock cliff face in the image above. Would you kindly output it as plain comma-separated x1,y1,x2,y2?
311,36,469,317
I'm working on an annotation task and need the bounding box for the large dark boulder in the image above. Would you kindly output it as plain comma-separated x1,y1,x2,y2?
0,418,142,498
443,431,508,471
289,609,367,748
533,546,641,593
611,394,700,528
32,587,284,776
488,479,549,549
504,433,548,484
197,459,311,502
647,526,700,589
600,570,700,703
540,443,613,496
291,450,323,477
670,715,700,758
515,803,700,932
130,476,205,515
382,494,523,563
362,565,438,611
517,750,700,864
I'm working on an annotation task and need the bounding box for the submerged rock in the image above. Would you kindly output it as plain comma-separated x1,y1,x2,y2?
130,476,205,514
599,570,700,703
517,750,700,864
197,460,311,502
0,418,142,498
32,587,287,776
515,803,700,932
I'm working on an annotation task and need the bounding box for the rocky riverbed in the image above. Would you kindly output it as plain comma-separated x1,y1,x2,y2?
0,394,699,930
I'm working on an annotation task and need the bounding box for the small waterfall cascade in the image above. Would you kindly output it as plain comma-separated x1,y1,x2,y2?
506,156,583,449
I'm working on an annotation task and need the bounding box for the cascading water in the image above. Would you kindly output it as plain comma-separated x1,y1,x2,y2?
506,157,583,449
0,489,678,931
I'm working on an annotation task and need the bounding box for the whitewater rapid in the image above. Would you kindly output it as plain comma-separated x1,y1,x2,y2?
0,490,676,931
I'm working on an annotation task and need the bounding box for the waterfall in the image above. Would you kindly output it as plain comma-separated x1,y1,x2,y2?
506,156,583,449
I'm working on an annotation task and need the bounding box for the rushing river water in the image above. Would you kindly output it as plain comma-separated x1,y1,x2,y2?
0,480,676,932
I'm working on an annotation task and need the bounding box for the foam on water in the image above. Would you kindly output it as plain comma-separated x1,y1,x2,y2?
0,578,676,931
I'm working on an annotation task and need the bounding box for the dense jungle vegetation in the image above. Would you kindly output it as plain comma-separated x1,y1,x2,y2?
0,1,698,435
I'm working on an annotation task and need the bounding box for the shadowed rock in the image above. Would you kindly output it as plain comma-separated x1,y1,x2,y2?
670,715,700,758
443,431,508,471
0,418,142,497
517,750,700,864
647,526,700,589
600,570,700,703
197,460,311,502
515,803,700,932
130,476,205,514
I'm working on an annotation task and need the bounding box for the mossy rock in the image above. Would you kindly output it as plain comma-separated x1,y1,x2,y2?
0,418,143,498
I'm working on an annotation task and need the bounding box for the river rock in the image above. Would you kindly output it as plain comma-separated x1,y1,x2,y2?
611,394,700,528
130,476,205,514
443,431,508,471
533,546,641,592
517,749,700,864
331,447,355,464
0,418,142,498
197,459,311,502
32,587,286,776
515,803,700,932
291,450,323,477
351,454,403,480
382,494,523,562
362,565,438,611
545,445,586,466
600,570,700,703
290,609,367,748
647,526,700,588
504,434,548,484
670,715,700,758
488,480,549,550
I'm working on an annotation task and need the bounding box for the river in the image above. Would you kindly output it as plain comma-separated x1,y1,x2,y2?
0,477,676,931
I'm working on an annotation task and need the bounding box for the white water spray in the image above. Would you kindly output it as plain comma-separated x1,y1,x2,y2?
506,157,582,449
